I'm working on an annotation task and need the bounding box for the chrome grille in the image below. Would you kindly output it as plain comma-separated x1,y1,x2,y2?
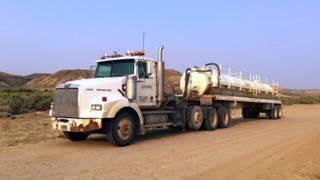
53,88,79,118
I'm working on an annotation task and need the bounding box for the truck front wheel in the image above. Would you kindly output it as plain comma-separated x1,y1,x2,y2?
63,132,89,141
106,112,136,147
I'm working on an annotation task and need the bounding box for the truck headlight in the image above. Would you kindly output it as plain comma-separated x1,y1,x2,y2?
91,104,102,111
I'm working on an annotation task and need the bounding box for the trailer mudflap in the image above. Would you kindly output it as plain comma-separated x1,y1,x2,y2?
52,118,102,132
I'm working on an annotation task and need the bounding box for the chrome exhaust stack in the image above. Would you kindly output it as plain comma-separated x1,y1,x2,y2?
157,45,165,106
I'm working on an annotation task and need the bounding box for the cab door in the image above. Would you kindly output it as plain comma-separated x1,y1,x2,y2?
135,61,157,107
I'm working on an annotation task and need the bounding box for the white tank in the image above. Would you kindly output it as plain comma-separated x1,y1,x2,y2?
180,65,277,98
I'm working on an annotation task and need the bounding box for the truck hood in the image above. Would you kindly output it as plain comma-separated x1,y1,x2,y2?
56,77,126,91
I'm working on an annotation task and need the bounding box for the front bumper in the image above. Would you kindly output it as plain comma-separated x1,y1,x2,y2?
52,117,102,132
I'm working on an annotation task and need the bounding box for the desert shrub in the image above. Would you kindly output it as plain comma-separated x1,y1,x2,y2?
8,95,25,114
0,89,53,114
281,96,320,105
29,94,52,111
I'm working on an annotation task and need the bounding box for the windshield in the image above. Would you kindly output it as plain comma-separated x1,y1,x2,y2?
95,59,135,78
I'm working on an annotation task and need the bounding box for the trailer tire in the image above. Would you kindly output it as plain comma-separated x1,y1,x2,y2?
204,108,218,131
268,107,278,120
242,108,248,118
106,112,136,147
277,106,282,119
218,106,230,128
187,105,203,130
249,111,259,119
63,132,88,141
243,107,259,119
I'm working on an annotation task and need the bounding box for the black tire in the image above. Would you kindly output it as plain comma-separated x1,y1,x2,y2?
250,111,259,119
187,105,203,130
218,106,231,128
277,106,282,119
204,108,218,131
242,108,248,118
243,107,259,119
106,112,136,147
268,107,278,120
63,131,89,141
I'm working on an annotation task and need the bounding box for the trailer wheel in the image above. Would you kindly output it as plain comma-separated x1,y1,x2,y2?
243,107,259,119
63,132,88,141
242,108,248,118
204,108,218,131
187,105,203,130
106,112,136,147
218,106,230,128
268,107,278,120
277,106,282,119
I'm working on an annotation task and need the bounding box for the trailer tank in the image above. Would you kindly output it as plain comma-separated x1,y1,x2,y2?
180,64,277,98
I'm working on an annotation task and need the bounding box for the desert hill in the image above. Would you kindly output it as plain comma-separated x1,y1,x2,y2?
280,88,320,96
24,69,182,91
0,72,29,88
24,73,50,81
24,70,91,90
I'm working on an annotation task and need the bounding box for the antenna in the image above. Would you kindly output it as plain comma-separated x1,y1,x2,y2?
142,32,145,54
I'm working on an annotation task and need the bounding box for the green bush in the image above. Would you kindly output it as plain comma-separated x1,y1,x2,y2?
8,95,24,114
0,89,53,114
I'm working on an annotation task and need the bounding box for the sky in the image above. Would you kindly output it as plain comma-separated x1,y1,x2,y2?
0,0,319,89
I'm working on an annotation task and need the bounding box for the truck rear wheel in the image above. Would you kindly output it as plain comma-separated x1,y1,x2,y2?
218,106,230,128
187,105,203,130
204,108,218,130
63,131,88,141
106,112,136,147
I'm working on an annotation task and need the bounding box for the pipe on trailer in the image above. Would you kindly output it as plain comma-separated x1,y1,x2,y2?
205,62,221,88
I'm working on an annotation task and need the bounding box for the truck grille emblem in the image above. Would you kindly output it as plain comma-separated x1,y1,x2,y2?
64,83,72,89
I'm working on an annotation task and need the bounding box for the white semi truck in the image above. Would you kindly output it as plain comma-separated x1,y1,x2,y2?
50,46,282,146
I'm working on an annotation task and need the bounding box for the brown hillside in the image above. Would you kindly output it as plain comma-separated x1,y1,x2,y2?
24,73,50,80
280,88,320,96
0,72,28,88
165,69,182,95
24,69,182,91
25,70,91,90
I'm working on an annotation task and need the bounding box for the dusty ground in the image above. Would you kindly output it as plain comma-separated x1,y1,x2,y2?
0,105,320,180
0,112,59,147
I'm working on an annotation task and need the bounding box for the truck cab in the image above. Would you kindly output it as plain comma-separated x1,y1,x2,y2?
95,56,158,107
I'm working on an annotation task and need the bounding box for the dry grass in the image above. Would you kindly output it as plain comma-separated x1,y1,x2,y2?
0,112,60,147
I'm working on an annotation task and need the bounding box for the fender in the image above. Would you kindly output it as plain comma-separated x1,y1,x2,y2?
103,100,145,134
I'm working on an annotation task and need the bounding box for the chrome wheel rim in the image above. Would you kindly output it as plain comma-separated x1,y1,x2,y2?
212,113,218,126
279,108,282,118
224,113,229,125
193,111,202,125
117,118,133,140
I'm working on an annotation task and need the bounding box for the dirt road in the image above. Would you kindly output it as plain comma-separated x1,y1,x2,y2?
0,105,320,180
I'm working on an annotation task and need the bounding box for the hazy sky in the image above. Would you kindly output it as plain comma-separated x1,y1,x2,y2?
0,0,319,89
